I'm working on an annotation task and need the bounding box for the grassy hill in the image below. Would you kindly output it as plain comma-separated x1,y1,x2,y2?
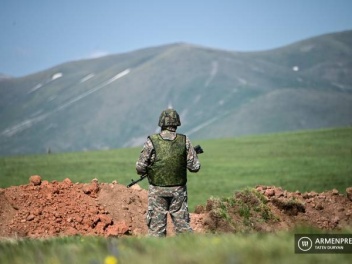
0,31,352,156
1,127,351,210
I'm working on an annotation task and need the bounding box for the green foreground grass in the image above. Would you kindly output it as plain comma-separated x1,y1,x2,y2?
1,230,351,264
0,127,352,263
1,127,351,210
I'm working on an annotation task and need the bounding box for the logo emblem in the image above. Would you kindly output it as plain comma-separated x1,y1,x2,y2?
297,237,313,252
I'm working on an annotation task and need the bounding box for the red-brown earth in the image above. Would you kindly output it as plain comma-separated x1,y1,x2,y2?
0,176,351,238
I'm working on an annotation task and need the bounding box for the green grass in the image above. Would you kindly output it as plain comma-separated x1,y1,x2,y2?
1,127,351,211
190,127,352,209
1,127,352,263
0,147,139,188
1,231,351,264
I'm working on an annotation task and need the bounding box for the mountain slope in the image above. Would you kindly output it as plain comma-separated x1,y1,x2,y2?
194,88,352,139
0,31,352,155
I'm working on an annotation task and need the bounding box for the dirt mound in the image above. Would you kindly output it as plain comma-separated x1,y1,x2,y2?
0,177,351,238
259,185,352,230
0,176,203,238
0,178,126,238
198,186,352,233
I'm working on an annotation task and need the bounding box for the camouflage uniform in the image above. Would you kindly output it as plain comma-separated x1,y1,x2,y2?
136,128,201,237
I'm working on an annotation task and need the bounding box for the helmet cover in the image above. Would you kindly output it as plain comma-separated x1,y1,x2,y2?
158,108,181,127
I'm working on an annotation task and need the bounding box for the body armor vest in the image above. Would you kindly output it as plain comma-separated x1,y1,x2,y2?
147,133,187,186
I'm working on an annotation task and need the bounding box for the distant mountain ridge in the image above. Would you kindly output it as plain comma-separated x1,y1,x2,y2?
0,73,12,80
1,30,351,156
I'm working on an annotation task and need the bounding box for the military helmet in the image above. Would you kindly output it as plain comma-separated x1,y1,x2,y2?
158,108,181,127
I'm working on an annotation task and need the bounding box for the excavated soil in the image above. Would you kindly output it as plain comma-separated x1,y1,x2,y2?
0,176,351,238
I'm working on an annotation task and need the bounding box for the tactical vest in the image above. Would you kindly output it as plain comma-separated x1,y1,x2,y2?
147,133,187,187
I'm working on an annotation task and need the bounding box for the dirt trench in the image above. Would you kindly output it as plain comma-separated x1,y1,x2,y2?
0,176,351,238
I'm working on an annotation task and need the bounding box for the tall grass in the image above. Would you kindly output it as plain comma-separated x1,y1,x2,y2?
1,231,351,264
1,127,351,210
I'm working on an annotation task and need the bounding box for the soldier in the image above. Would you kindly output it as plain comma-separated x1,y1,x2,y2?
136,108,201,237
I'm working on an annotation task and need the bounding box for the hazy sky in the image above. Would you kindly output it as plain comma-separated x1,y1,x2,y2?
1,0,352,77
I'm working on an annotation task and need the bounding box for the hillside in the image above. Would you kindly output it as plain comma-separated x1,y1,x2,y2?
0,30,352,155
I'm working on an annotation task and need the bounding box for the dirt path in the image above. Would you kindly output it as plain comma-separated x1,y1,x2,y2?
0,176,351,238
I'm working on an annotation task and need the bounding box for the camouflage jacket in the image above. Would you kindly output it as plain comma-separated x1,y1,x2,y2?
136,130,201,177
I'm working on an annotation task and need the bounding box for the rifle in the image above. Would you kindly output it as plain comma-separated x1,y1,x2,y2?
127,174,147,188
127,145,204,188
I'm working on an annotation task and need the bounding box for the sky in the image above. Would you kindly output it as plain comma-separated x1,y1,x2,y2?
1,0,352,77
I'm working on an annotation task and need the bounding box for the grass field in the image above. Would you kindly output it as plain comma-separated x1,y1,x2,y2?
1,127,352,264
1,127,351,210
1,229,351,264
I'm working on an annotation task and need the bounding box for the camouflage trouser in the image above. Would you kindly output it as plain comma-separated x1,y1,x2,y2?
146,185,193,237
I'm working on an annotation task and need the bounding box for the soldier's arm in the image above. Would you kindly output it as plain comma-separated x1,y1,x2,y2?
136,138,154,175
186,136,201,172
